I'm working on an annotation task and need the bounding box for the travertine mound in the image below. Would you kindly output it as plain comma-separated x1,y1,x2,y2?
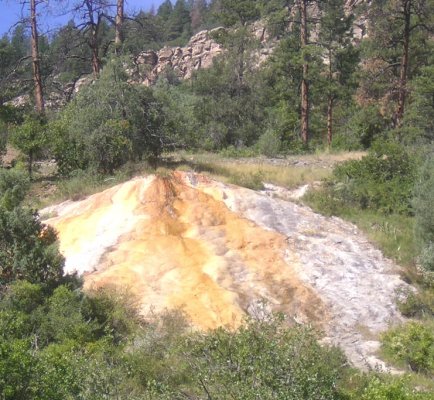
42,172,406,369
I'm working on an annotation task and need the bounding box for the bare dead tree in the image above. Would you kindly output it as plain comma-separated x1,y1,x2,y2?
30,0,45,113
114,0,124,54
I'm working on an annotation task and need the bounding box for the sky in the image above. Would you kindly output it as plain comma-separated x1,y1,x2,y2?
0,0,165,36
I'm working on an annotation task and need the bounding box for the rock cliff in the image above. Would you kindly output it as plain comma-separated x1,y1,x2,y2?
130,22,274,86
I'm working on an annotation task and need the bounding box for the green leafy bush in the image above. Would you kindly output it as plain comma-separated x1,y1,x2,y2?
0,168,29,210
48,60,166,175
397,288,434,319
257,129,282,157
331,141,417,214
413,155,434,272
381,321,434,374
9,114,47,176
0,207,64,285
357,375,431,400
186,315,346,399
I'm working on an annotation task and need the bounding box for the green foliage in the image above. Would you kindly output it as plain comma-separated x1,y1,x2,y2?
356,375,432,400
187,315,346,399
337,105,388,150
401,63,434,145
153,79,200,149
330,141,417,214
0,207,64,285
0,338,33,400
397,288,434,319
89,119,133,174
1,280,44,314
191,56,266,149
256,129,282,157
0,168,29,210
36,285,98,345
219,0,261,27
9,115,47,176
381,321,434,375
413,155,434,272
48,60,166,175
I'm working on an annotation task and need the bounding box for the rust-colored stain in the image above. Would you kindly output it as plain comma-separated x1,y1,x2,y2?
45,172,324,330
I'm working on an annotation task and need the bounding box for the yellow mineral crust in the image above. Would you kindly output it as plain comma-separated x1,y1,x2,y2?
45,172,324,330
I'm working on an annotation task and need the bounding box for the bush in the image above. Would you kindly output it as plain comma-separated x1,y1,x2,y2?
340,105,388,149
357,376,432,400
397,288,434,319
257,129,282,157
381,321,434,374
186,315,346,399
331,141,417,214
9,114,47,176
89,120,133,174
0,168,29,210
413,155,434,272
48,59,166,175
0,207,64,285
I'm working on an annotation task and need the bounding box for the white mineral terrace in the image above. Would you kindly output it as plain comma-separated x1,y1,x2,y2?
41,171,407,370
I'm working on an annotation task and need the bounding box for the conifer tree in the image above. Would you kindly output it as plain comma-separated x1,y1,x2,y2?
318,0,358,146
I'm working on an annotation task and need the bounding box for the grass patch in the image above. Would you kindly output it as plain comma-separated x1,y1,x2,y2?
175,152,332,189
31,161,156,208
29,150,363,207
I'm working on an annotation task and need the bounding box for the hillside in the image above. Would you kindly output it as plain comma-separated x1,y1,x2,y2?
1,0,434,398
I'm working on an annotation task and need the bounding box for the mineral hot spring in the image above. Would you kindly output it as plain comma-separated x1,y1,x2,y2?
42,171,407,370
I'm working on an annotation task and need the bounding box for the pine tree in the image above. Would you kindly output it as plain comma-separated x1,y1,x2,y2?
190,0,207,31
359,0,434,129
157,0,174,21
167,0,192,41
318,0,358,146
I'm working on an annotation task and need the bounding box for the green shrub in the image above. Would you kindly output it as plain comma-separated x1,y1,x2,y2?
397,288,434,319
89,119,133,174
0,168,29,210
381,321,434,374
9,115,47,177
413,155,434,272
48,60,166,176
257,129,282,157
341,105,388,149
186,315,346,399
357,375,432,400
0,207,64,285
331,141,417,214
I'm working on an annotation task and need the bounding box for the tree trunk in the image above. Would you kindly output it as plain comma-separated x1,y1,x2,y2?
327,96,333,147
90,20,101,77
91,35,101,77
299,0,309,146
238,34,245,90
30,0,44,114
394,0,411,128
327,47,333,147
115,0,124,54
85,0,101,78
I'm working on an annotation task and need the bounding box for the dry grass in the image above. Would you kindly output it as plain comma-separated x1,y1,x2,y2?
31,151,364,207
171,151,364,190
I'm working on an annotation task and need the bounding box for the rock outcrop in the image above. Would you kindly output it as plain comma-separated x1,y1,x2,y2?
42,172,407,370
131,22,275,86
